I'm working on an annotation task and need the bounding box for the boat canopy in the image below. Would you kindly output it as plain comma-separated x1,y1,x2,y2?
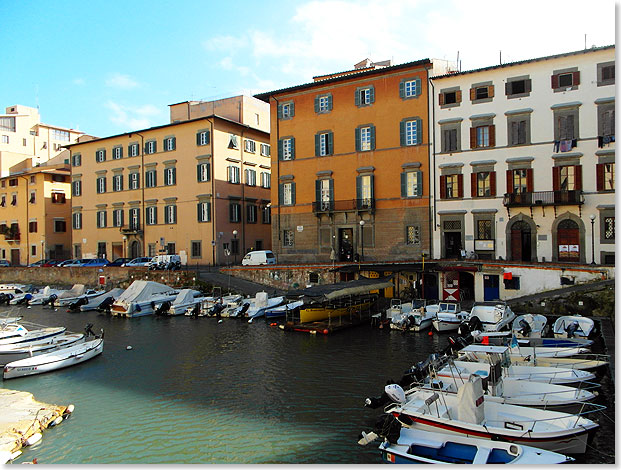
58,284,86,299
116,280,175,303
173,289,201,305
285,276,394,302
462,344,509,354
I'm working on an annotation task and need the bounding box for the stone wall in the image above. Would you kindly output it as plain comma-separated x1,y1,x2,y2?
223,264,340,291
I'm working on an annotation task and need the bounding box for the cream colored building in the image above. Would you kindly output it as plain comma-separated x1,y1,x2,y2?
0,155,72,266
67,96,272,265
0,105,83,176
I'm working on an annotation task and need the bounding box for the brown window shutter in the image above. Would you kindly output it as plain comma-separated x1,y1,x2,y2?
572,71,580,86
455,90,462,103
470,88,476,101
526,168,534,192
506,170,513,194
489,125,496,147
439,175,446,199
438,93,445,106
551,74,559,89
596,163,604,191
470,127,476,148
488,85,494,98
575,165,582,190
490,171,496,196
457,174,464,198
552,167,560,191
471,173,477,197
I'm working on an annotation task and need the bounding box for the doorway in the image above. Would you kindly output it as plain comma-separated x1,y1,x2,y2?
510,221,531,262
557,219,580,261
130,241,141,259
444,232,462,259
483,274,500,301
10,249,20,266
338,228,353,261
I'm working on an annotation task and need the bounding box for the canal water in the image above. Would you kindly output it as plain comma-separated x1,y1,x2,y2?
1,304,615,464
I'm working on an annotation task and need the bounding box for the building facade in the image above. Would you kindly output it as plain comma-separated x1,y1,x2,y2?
257,59,455,264
0,105,83,176
0,158,72,266
67,96,272,265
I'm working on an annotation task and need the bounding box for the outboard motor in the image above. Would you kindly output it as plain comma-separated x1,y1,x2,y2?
68,297,88,312
519,319,531,337
468,315,483,332
97,296,115,313
238,302,250,317
3,293,13,305
154,301,171,316
0,293,7,304
457,320,471,338
368,413,412,445
17,293,32,305
84,323,96,337
211,302,225,318
364,390,391,409
566,321,579,338
190,303,200,317
384,384,406,404
446,335,469,355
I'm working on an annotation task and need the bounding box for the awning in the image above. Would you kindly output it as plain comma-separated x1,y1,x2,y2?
286,275,394,302
437,265,479,272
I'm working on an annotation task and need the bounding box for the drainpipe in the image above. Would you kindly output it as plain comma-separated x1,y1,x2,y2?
428,69,437,259
271,95,281,246
129,132,145,257
17,174,30,266
240,127,246,255
207,117,216,266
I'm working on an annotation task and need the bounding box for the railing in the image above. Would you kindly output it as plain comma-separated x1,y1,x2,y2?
312,198,375,213
503,190,584,207
5,230,20,241
120,224,142,234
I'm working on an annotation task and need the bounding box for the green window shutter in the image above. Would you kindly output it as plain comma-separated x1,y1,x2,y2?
415,78,422,96
370,125,376,150
291,182,296,205
278,183,284,205
197,203,201,222
400,172,406,197
277,104,283,119
328,132,334,155
327,94,333,111
356,176,362,201
278,139,283,160
328,178,334,200
207,202,211,222
399,80,405,99
172,137,176,150
355,90,361,107
417,119,423,144
172,168,177,185
369,174,374,199
315,134,320,157
197,164,202,181
415,171,422,197
173,205,177,223
355,127,361,152
315,180,321,203
369,86,375,103
314,96,320,113
290,138,295,159
400,121,406,146
196,133,201,145
290,102,295,117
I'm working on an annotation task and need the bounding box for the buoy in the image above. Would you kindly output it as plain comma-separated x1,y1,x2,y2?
428,331,433,336
65,404,75,415
126,346,133,350
270,323,277,327
218,319,223,324
323,329,329,335
27,306,31,309
49,416,63,427
23,433,42,447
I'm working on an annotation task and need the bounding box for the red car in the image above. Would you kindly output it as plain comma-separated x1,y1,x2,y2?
41,260,62,267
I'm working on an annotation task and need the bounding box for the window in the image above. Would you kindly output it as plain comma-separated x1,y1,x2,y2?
406,225,421,245
604,216,615,240
229,202,241,222
191,241,202,258
145,140,156,154
470,123,495,149
440,174,462,199
245,168,256,186
260,172,271,188
29,191,35,204
146,206,157,225
52,129,70,141
2,135,9,144
470,83,494,102
283,230,294,247
164,205,177,224
1,195,5,207
72,212,82,230
247,204,257,223
72,153,81,167
315,94,333,113
145,169,157,188
227,166,240,184
439,88,462,107
10,194,16,206
8,179,16,187
262,205,271,224
278,137,295,160
596,163,615,191
164,167,176,186
31,245,37,257
356,125,375,152
197,130,210,146
96,176,106,193
113,209,124,227
400,78,421,99
95,149,106,162
112,146,123,159
554,109,578,141
507,114,530,146
278,102,294,119
244,139,256,153
97,211,107,228
129,208,140,230
441,124,460,153
29,221,37,233
72,180,81,197
473,171,496,197
52,175,66,183
51,192,66,204
112,174,123,192
0,117,15,132
511,169,530,194
355,86,374,106
401,119,422,146
477,220,492,240
556,165,581,191
260,143,270,157
128,143,139,157
551,69,580,91
475,126,489,148
316,179,333,211
315,131,333,156
505,76,532,98
280,181,295,206
129,172,140,190
357,175,373,209
163,137,175,152
54,219,66,233
504,277,520,290
597,104,615,138
401,170,422,198
598,61,615,86
197,162,211,182
197,201,211,222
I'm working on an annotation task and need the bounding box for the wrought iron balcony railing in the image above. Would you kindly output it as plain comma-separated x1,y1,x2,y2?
312,198,375,213
503,190,584,207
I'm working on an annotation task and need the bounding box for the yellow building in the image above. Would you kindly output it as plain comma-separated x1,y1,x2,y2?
0,104,83,175
67,96,272,265
0,157,72,266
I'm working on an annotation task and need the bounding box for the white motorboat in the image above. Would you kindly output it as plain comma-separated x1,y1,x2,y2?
467,302,515,332
8,286,42,305
382,376,598,454
0,324,66,345
389,300,435,332
110,280,179,318
553,315,597,339
373,424,573,464
26,286,65,305
3,336,104,379
431,302,470,332
244,292,285,321
0,284,32,295
54,284,106,307
0,316,22,326
191,294,244,317
512,314,548,338
154,289,206,316
0,332,85,365
79,288,125,312
265,300,304,319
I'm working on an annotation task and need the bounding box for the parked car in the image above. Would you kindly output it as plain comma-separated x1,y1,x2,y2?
56,259,74,267
241,250,277,266
81,258,110,267
107,257,132,267
0,260,10,267
28,259,51,267
122,257,152,267
41,260,62,267
148,254,182,270
62,258,90,267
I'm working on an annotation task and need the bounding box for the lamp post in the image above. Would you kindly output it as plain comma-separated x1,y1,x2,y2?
590,214,596,264
359,220,365,262
233,230,238,265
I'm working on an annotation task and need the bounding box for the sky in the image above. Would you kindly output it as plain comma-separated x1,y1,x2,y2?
0,0,617,138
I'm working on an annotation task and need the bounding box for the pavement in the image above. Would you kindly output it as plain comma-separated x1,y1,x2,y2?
194,266,285,297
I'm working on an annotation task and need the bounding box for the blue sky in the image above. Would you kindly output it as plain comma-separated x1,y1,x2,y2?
1,0,616,138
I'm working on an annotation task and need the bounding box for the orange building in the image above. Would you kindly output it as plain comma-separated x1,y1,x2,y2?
256,59,450,263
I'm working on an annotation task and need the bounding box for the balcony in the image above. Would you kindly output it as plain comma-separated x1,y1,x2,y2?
503,190,584,207
312,198,375,215
4,228,20,241
120,224,142,235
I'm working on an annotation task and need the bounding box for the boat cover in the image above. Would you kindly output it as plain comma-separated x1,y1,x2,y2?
457,375,485,425
115,281,175,303
285,276,394,302
173,289,201,305
58,284,85,299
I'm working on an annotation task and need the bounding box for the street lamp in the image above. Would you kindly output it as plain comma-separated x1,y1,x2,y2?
233,230,238,265
359,220,365,261
590,214,596,264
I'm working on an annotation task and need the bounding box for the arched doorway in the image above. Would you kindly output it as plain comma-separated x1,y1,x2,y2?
510,220,532,262
557,219,580,262
130,240,141,259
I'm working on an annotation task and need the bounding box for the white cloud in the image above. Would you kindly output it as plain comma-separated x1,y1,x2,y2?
105,73,139,89
104,101,162,131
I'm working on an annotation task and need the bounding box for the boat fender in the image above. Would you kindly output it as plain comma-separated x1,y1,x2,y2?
23,432,42,447
49,416,63,427
63,404,75,416
126,345,133,350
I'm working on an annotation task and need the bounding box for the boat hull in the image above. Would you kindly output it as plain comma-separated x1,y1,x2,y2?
299,302,371,323
432,319,461,332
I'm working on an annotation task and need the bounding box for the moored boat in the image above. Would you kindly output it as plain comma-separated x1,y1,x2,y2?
512,313,548,338
110,280,179,317
0,324,66,345
79,288,125,312
467,301,516,332
153,289,206,316
431,302,470,332
553,315,597,339
0,332,85,365
389,300,434,332
54,284,106,308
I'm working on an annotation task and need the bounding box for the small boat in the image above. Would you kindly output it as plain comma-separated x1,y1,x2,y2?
0,283,32,295
54,284,106,307
264,300,304,319
389,300,435,332
467,302,516,332
3,336,104,379
0,316,22,326
191,294,243,317
79,288,125,312
110,280,179,317
381,376,599,454
242,292,285,320
0,332,85,365
431,302,470,332
469,329,593,349
8,286,42,305
553,315,597,339
154,289,206,316
0,324,67,345
512,314,548,338
26,286,65,305
372,421,574,464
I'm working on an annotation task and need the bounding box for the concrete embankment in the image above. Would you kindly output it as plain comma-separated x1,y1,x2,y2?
0,389,72,463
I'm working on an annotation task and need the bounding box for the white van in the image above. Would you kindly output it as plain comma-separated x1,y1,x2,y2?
241,250,276,266
149,254,181,267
